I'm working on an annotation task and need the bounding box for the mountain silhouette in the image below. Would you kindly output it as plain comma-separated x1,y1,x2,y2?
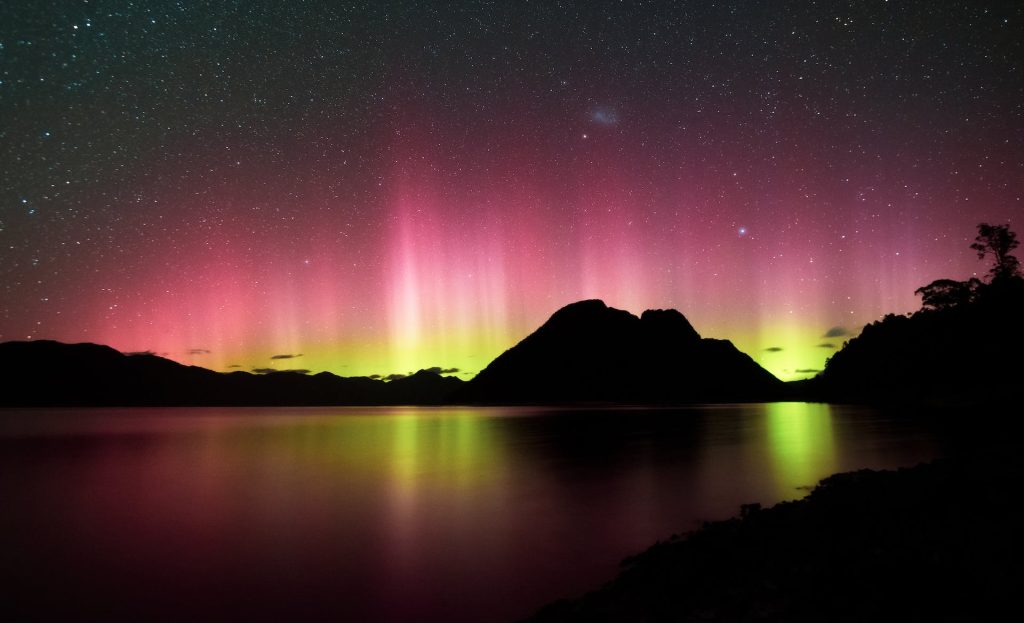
455,300,783,404
0,340,462,406
0,302,781,407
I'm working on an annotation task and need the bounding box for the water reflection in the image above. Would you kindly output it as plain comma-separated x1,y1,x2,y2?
764,402,837,498
0,405,944,623
384,411,503,575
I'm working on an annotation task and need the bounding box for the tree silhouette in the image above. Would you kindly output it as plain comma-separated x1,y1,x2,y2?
914,278,981,311
970,223,1020,283
915,224,1022,312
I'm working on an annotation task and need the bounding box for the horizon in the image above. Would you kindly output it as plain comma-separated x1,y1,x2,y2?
0,296,887,383
2,2,1019,382
0,276,996,382
2,295,864,381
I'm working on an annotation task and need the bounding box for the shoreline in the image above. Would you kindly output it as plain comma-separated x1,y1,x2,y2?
525,449,1022,622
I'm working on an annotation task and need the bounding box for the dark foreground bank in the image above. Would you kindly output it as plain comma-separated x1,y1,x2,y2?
526,449,1023,622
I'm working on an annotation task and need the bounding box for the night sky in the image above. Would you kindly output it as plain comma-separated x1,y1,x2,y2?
2,1,1021,380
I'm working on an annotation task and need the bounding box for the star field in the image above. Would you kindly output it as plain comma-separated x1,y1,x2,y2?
1,0,1021,379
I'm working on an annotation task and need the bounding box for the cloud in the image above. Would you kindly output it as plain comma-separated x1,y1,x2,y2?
252,367,310,375
424,366,460,375
126,350,156,356
816,343,836,349
590,107,619,125
764,346,784,352
227,364,242,368
823,326,849,338
188,348,211,355
795,368,821,374
384,373,408,381
270,353,303,360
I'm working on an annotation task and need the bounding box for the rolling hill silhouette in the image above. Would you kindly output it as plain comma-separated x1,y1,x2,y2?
0,340,462,406
456,299,783,403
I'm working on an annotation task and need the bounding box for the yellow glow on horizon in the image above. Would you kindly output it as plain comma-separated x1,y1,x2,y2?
730,324,838,382
183,323,839,382
167,299,850,382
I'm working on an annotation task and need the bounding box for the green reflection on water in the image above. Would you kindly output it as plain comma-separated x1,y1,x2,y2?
384,410,504,565
764,402,836,498
388,409,498,484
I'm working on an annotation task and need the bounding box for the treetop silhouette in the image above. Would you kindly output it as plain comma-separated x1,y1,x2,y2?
915,222,1022,312
970,222,1021,283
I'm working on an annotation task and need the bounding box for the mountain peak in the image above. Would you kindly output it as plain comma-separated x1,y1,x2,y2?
640,308,701,343
548,299,608,317
458,300,781,404
536,299,636,336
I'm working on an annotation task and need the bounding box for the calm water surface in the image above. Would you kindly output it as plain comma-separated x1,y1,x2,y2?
0,404,948,622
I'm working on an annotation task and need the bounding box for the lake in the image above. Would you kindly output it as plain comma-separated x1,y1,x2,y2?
0,404,949,622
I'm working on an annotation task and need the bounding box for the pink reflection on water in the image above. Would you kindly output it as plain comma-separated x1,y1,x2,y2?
0,405,945,622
